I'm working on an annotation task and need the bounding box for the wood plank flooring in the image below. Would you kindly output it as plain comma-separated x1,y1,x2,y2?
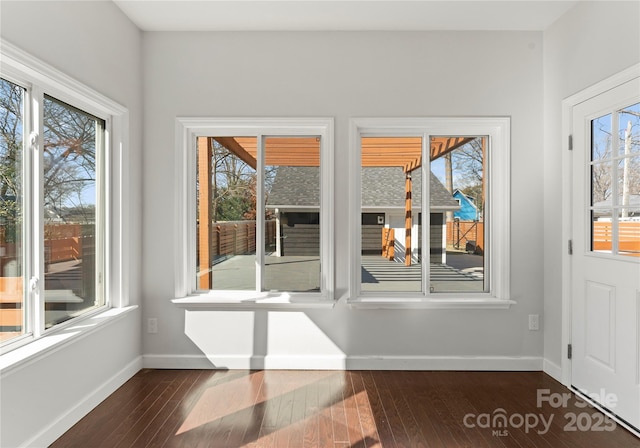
51,370,640,448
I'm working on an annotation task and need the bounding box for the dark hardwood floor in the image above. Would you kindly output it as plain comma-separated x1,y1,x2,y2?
51,369,640,448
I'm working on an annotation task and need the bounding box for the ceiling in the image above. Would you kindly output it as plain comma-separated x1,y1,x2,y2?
112,0,579,32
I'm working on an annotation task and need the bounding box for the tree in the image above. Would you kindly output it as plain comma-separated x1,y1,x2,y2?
450,138,485,217
202,139,277,222
42,96,98,223
1,79,99,249
210,140,256,222
0,79,24,243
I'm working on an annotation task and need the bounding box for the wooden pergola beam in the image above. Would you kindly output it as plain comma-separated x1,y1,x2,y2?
214,137,258,170
212,136,476,170
430,137,474,161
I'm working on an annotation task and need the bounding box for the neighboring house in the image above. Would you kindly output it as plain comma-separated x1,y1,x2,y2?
266,166,460,263
453,189,480,221
593,194,640,219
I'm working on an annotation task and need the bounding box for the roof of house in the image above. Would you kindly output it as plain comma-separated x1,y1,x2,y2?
266,166,460,210
593,194,640,215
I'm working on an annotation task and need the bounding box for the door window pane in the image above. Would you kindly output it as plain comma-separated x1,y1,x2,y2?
591,209,613,254
592,113,612,161
591,161,612,205
0,78,25,342
617,103,640,257
618,209,640,257
430,137,486,293
43,96,104,328
618,102,640,156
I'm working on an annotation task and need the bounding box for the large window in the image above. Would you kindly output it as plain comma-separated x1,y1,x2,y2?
175,118,333,303
350,118,510,306
0,42,126,351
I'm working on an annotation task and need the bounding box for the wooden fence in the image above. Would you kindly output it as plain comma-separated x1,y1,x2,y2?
200,220,276,259
593,221,640,255
447,220,484,254
1,224,91,276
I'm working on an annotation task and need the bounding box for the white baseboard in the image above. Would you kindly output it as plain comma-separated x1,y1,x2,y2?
22,356,143,448
542,358,563,383
143,353,543,371
347,355,543,371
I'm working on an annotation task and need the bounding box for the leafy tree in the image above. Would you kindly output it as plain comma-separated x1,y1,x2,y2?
0,79,23,243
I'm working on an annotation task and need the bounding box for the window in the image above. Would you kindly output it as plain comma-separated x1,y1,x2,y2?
590,101,640,257
0,41,128,351
350,118,511,306
175,118,333,305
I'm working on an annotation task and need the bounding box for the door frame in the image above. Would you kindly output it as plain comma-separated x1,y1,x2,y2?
561,63,640,430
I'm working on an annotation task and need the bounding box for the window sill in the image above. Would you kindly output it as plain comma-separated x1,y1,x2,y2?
348,297,516,309
172,292,335,311
0,306,138,376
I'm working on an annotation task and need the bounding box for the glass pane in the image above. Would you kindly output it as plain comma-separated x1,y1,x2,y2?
43,96,104,328
618,155,640,210
430,137,485,293
264,137,321,292
360,137,422,293
618,209,640,257
0,79,25,343
592,113,612,161
618,102,640,156
197,137,257,290
591,160,612,206
591,209,613,254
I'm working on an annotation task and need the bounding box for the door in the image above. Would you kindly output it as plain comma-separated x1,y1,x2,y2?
571,77,640,430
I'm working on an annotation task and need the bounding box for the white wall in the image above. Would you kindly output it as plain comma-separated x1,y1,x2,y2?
543,1,640,375
0,2,143,447
142,31,545,368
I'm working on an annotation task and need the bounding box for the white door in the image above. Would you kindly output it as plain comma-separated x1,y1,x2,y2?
571,77,640,430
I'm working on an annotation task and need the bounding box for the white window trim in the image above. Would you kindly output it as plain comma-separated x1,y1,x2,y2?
0,40,132,357
348,117,513,309
173,117,334,309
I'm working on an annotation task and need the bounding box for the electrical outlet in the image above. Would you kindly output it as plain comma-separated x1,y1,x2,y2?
147,317,158,334
528,314,539,331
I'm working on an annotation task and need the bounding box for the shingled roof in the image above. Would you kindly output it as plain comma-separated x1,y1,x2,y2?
266,166,460,210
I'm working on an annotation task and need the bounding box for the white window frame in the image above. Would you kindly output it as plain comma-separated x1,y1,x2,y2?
0,40,130,354
349,117,512,309
173,117,334,309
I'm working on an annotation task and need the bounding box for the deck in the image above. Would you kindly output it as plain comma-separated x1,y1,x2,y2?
208,253,484,293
